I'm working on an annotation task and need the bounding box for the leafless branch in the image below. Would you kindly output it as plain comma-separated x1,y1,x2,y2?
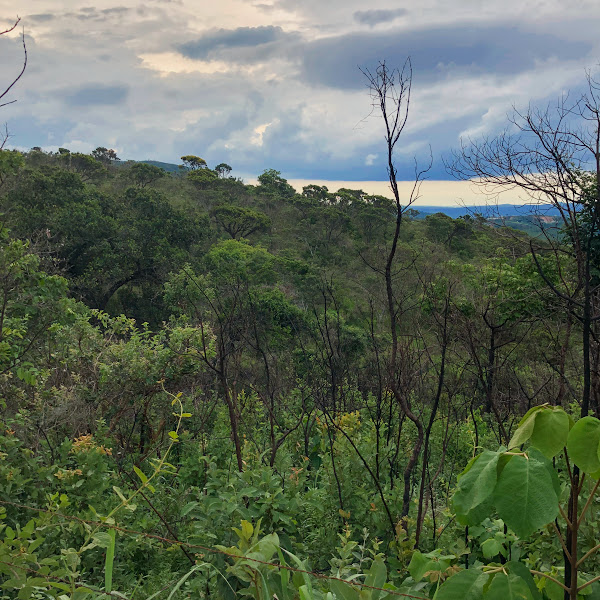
0,17,27,108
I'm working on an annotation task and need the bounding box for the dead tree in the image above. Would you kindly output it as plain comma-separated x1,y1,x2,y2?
361,59,431,528
1,16,27,110
446,69,600,600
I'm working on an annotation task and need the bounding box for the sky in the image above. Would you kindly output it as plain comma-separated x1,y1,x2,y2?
1,1,600,205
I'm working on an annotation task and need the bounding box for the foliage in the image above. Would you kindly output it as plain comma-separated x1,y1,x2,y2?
0,145,598,600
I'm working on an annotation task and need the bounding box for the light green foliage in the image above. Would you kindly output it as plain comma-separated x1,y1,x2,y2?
452,450,502,525
509,405,570,458
3,147,600,599
124,162,166,188
212,204,271,239
0,149,24,185
188,167,218,187
566,416,600,475
492,449,558,538
180,154,207,170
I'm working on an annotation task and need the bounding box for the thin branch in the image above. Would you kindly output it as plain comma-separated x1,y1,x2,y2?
0,18,27,107
530,571,569,592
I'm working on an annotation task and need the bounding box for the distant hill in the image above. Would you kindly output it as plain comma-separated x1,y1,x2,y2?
412,203,564,219
139,160,187,173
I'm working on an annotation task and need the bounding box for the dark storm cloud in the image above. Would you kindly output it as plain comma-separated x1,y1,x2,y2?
65,84,129,107
178,26,287,60
300,25,591,89
353,8,407,27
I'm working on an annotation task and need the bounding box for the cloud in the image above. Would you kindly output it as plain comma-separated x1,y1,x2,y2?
299,25,592,90
3,0,600,186
65,84,129,107
178,26,287,60
28,14,55,23
353,8,407,27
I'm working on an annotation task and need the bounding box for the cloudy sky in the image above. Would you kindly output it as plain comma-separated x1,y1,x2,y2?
1,1,599,203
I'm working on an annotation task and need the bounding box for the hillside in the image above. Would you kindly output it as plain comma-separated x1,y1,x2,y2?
0,148,597,600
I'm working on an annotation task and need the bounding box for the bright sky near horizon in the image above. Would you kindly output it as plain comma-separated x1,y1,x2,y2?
1,1,600,188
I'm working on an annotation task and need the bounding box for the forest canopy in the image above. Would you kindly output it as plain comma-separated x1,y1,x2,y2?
2,59,600,600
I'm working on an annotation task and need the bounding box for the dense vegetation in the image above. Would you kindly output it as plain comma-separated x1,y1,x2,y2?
1,142,599,600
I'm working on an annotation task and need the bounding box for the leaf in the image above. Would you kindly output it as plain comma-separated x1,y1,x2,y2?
112,486,127,503
408,551,437,582
509,408,541,449
452,450,501,525
481,538,502,559
493,449,559,538
529,407,569,458
330,580,359,600
485,572,534,600
104,528,116,593
168,431,179,441
92,532,113,549
434,569,488,600
567,416,600,475
364,557,387,600
181,501,199,516
506,562,542,600
133,466,148,485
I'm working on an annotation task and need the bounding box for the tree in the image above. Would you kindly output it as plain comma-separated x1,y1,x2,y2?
257,169,295,197
0,149,23,187
302,184,329,201
180,155,207,170
211,204,271,239
125,162,166,188
92,147,119,163
215,162,232,178
187,167,217,188
165,240,278,471
60,152,108,182
362,58,431,526
447,68,600,600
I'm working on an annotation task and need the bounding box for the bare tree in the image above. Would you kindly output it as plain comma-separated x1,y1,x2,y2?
0,16,27,110
362,59,432,528
446,70,600,600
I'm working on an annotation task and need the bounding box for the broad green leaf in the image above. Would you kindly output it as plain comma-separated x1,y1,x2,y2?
529,407,569,458
408,551,437,582
92,532,113,549
493,449,559,538
567,416,600,475
481,538,502,559
364,557,387,600
485,572,534,600
435,569,488,600
330,580,359,600
509,410,539,449
542,579,564,600
506,562,542,600
452,450,501,525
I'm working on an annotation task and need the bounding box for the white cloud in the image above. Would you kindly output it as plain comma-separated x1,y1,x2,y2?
0,0,598,180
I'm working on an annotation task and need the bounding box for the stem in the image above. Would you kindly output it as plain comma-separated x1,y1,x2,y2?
530,571,569,592
552,521,572,562
78,393,186,555
577,542,600,567
578,573,600,592
559,504,572,529
577,478,600,528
